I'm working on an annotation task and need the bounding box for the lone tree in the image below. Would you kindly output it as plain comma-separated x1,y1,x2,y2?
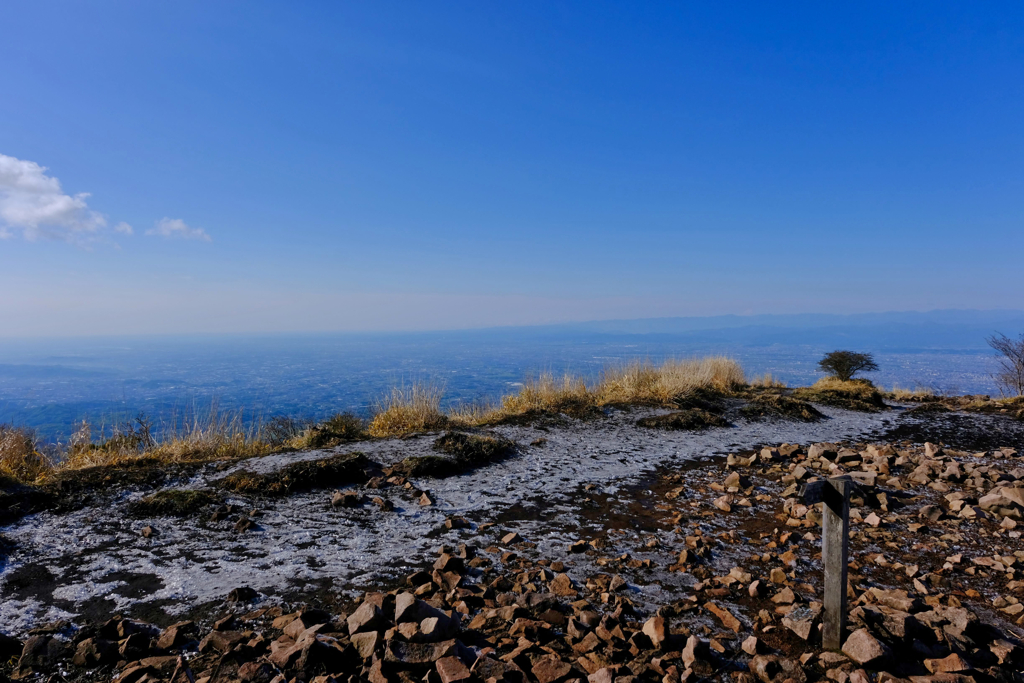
987,332,1024,397
817,350,878,382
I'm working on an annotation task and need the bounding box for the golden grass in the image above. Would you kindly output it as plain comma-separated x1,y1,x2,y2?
480,356,745,423
596,357,745,405
888,385,935,401
808,376,875,392
0,425,50,482
365,357,745,436
498,372,595,417
749,372,787,389
61,406,270,471
367,383,449,437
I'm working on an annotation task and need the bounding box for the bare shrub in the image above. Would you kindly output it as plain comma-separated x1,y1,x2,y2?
987,332,1024,397
817,350,878,382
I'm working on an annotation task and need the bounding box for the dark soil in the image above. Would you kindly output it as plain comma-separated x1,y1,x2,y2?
673,386,729,414
873,410,1024,453
636,409,731,431
127,489,220,517
395,431,517,477
739,394,825,422
215,452,371,496
1,459,212,526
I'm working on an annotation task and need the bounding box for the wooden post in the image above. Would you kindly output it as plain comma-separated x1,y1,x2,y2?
799,475,852,651
822,476,851,650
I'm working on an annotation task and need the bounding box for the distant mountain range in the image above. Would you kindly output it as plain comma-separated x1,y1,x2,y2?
465,309,1024,352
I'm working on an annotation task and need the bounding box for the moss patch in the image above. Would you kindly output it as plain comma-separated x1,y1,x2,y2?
216,452,370,496
740,395,825,422
396,432,516,478
636,409,730,431
128,489,219,517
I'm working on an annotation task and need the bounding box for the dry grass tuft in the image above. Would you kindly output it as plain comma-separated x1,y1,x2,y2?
598,357,745,405
0,425,50,483
61,407,271,472
888,385,936,402
749,373,787,389
368,383,449,438
498,373,596,419
485,356,745,423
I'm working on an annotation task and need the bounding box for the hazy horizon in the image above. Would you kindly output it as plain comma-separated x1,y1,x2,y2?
0,306,1022,341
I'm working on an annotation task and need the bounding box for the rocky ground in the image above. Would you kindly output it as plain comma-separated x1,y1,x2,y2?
1,402,1023,683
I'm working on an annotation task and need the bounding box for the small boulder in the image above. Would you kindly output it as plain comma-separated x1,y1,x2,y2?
841,628,891,667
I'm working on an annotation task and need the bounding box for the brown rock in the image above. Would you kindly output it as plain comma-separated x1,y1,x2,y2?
531,653,573,683
841,628,891,667
705,602,741,632
643,616,667,647
419,492,435,506
238,661,277,682
350,631,379,659
117,665,157,683
199,630,245,654
445,516,470,530
437,655,471,683
332,490,363,507
227,586,259,603
72,638,117,667
989,639,1020,665
156,620,197,650
713,495,733,512
924,653,970,674
682,636,710,668
385,639,461,665
347,601,388,635
550,573,576,597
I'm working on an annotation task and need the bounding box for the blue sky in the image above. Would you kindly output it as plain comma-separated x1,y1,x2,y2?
1,2,1022,336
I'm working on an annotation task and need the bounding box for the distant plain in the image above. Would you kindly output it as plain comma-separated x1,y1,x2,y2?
1,310,1019,443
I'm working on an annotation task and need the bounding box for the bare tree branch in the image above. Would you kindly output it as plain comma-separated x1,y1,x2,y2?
987,332,1024,397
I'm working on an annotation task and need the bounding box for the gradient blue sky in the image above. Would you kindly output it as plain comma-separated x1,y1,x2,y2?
1,2,1022,336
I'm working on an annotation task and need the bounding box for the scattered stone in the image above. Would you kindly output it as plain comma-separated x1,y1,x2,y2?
841,628,891,667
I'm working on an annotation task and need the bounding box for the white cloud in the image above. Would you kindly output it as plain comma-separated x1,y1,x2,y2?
0,153,109,242
146,217,211,241
114,222,133,235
